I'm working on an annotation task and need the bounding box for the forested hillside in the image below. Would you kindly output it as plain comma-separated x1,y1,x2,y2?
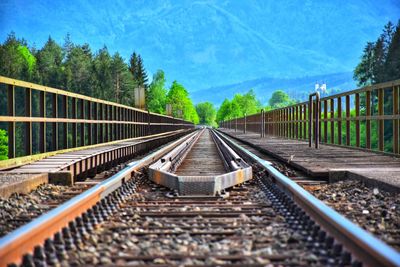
0,32,199,124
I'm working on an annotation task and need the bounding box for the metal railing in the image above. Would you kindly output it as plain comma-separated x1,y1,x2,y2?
220,79,400,155
0,76,194,160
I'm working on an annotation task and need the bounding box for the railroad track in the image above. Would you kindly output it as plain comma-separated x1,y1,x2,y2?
216,130,328,189
0,131,190,238
1,129,399,266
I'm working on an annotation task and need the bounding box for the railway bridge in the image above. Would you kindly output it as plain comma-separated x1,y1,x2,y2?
0,76,399,267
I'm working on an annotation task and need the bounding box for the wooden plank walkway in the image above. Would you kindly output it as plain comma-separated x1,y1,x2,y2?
219,129,400,192
175,129,226,176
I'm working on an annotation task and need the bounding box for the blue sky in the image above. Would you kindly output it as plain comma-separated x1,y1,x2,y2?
0,0,399,91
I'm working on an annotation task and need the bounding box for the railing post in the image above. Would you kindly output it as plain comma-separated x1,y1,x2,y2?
72,98,77,147
25,87,32,155
260,109,264,138
39,91,46,153
393,85,399,154
148,110,151,135
87,101,92,145
80,99,85,146
62,95,68,149
235,117,237,132
315,93,320,149
52,93,58,151
378,88,384,151
7,85,15,158
308,95,312,147
309,92,320,148
244,113,247,134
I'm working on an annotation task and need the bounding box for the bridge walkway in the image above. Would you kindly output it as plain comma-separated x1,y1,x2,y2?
219,128,400,192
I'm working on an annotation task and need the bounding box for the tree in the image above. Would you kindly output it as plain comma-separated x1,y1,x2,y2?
63,44,93,95
0,32,36,81
147,70,168,114
354,20,400,86
354,42,375,86
372,37,385,84
0,129,8,160
129,52,148,88
92,46,113,100
232,89,261,116
167,81,199,123
36,36,64,87
385,21,400,81
196,102,217,126
216,98,241,123
111,52,135,105
268,90,295,108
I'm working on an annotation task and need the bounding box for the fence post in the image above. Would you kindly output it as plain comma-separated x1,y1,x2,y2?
244,113,247,134
309,92,320,148
260,109,264,138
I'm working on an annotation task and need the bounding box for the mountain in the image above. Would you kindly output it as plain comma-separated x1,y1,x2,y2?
1,0,399,91
191,72,357,106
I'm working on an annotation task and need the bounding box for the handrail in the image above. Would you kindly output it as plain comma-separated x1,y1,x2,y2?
0,76,194,160
220,79,400,155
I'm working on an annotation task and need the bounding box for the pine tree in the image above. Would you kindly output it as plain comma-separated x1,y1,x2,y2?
36,36,64,87
128,52,148,88
137,56,148,88
354,42,375,86
129,52,138,83
372,37,385,83
385,21,400,81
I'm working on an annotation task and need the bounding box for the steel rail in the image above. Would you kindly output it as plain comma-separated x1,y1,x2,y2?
0,130,198,267
148,129,252,196
216,130,400,267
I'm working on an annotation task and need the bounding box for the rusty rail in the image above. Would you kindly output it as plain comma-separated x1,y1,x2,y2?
220,79,400,155
0,76,194,161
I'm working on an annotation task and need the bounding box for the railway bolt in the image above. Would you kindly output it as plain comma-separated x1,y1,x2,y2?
54,232,69,261
33,245,47,267
92,205,101,220
101,199,113,215
81,212,94,232
340,251,352,265
44,239,59,266
75,217,89,238
333,244,343,256
61,227,76,250
351,260,363,267
21,253,35,267
325,236,334,249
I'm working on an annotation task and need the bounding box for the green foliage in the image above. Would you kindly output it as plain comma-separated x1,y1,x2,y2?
0,32,36,81
64,43,93,95
111,52,135,106
354,20,400,86
385,21,400,81
147,70,168,114
35,37,64,87
129,52,148,88
0,32,198,123
167,81,199,124
196,102,217,126
0,129,8,160
17,45,36,74
268,90,296,108
216,89,262,123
